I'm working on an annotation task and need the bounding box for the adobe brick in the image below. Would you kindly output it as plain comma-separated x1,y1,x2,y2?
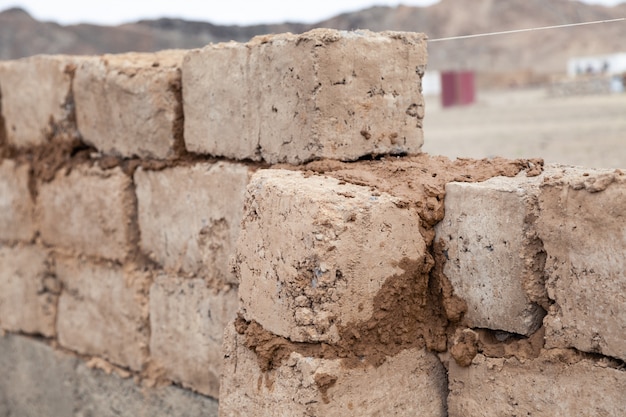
0,55,78,147
135,162,249,284
0,159,35,242
55,257,149,371
149,275,238,398
236,169,426,343
38,165,135,261
74,51,185,159
0,245,57,337
183,29,426,164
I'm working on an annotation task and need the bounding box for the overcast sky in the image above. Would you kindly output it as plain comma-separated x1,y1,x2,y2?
1,0,624,26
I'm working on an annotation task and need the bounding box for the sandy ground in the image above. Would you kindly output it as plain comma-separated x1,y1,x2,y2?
422,88,626,169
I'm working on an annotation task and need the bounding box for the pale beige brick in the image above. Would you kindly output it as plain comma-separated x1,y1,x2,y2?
0,55,77,147
149,275,238,398
236,169,426,343
435,174,548,336
38,165,134,261
0,159,35,242
56,258,149,371
448,352,626,416
74,51,185,159
183,29,426,164
219,324,447,416
0,245,57,336
538,167,626,361
135,162,249,284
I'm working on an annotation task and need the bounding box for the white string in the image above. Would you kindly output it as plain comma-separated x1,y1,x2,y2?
428,18,625,42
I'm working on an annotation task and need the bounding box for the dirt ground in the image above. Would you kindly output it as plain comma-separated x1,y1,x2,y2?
422,88,626,169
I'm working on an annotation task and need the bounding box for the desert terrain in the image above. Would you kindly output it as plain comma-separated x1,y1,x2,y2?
423,88,626,169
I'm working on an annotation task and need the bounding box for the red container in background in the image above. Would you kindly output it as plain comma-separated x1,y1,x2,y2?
441,71,475,107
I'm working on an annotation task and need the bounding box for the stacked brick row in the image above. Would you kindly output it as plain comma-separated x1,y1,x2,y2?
3,26,625,416
437,167,626,416
0,29,428,416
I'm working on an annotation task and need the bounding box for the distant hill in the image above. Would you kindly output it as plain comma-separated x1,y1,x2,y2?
1,0,625,80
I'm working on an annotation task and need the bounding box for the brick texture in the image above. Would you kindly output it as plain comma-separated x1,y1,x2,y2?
38,165,135,261
436,174,547,336
56,258,149,371
236,169,426,343
0,55,77,147
74,51,185,159
135,162,249,284
448,352,626,416
183,29,426,163
538,167,626,361
0,159,35,242
220,324,447,416
149,275,238,398
0,245,57,337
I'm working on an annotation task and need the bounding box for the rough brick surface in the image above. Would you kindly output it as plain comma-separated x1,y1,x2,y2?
56,258,150,371
538,167,626,361
149,275,238,398
0,245,57,336
135,162,249,284
436,174,547,335
0,55,77,147
38,165,135,261
0,334,219,417
183,29,426,164
0,159,35,242
236,169,426,343
448,352,626,416
220,324,447,416
74,51,185,159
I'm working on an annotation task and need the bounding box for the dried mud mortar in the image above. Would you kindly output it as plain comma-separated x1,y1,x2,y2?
237,154,545,372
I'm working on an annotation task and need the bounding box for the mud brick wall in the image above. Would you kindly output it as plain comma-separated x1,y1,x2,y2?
1,28,625,417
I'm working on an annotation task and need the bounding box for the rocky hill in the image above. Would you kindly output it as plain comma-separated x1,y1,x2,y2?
1,0,625,77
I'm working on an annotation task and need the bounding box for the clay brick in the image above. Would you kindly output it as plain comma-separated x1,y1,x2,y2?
448,352,626,416
0,159,35,242
435,174,547,336
236,169,426,343
149,275,238,398
56,258,149,371
0,245,57,337
0,55,77,147
38,165,134,261
183,29,426,164
0,334,219,417
74,51,185,159
135,162,249,284
219,324,447,416
538,167,626,361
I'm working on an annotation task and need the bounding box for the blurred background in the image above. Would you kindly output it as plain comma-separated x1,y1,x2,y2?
1,0,625,168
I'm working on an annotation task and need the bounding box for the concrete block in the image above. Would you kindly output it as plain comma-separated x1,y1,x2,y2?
538,167,626,361
0,333,219,417
448,352,626,416
219,324,447,416
0,55,77,147
0,333,77,417
435,174,547,336
0,159,35,242
135,162,249,284
0,245,57,336
74,51,185,159
38,165,135,261
75,361,219,417
149,275,238,398
183,29,426,164
56,257,149,371
236,169,426,343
